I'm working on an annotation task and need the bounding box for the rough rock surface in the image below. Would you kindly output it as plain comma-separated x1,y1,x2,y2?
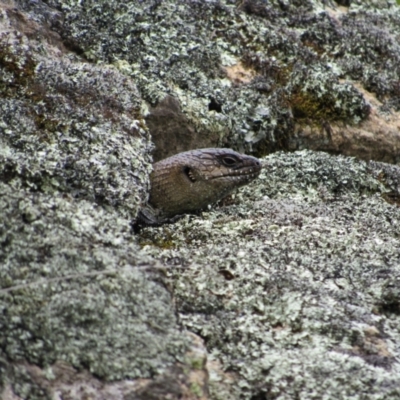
0,180,188,393
140,151,400,399
0,3,152,215
1,0,400,399
0,1,195,399
16,0,400,161
145,95,218,163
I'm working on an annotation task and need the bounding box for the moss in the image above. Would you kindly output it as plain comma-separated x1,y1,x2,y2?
32,114,61,136
288,64,370,124
291,89,358,122
190,382,203,397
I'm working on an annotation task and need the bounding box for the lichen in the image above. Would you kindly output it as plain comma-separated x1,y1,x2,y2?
2,1,400,398
0,25,152,218
0,181,189,396
139,150,400,399
20,0,398,156
0,6,189,398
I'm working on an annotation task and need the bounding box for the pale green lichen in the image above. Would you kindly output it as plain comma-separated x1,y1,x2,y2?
0,181,189,398
22,0,400,155
0,7,188,399
140,151,400,399
0,25,152,218
2,1,400,399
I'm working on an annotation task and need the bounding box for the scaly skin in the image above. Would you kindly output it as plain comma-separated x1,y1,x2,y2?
136,148,262,226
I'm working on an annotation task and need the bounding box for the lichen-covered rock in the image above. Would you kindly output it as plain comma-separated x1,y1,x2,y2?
0,180,191,397
18,0,400,161
0,6,152,218
0,4,194,399
2,0,400,399
139,150,400,399
144,95,219,162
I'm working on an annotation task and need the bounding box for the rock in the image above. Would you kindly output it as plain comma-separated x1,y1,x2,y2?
0,1,190,398
2,0,400,399
138,150,400,399
17,0,400,161
145,95,220,162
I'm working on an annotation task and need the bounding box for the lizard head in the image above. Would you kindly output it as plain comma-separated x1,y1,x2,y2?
148,148,261,220
181,148,261,188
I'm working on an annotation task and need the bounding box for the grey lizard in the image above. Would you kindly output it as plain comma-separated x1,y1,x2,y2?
135,148,262,227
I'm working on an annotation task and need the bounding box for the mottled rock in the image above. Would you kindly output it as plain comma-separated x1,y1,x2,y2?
17,0,399,161
0,1,190,398
139,150,400,399
2,0,400,399
145,95,220,162
0,6,152,216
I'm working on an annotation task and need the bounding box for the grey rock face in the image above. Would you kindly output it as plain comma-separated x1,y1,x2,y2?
0,3,188,398
140,151,400,399
20,0,400,160
0,29,151,216
2,0,400,399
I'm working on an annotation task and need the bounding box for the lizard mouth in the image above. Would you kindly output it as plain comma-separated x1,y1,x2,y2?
209,164,262,181
182,159,261,183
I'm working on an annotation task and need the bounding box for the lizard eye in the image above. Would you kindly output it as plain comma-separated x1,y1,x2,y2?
220,155,239,167
183,166,196,182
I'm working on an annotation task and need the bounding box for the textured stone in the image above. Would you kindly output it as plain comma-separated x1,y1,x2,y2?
139,150,400,399
1,0,400,399
16,0,400,160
